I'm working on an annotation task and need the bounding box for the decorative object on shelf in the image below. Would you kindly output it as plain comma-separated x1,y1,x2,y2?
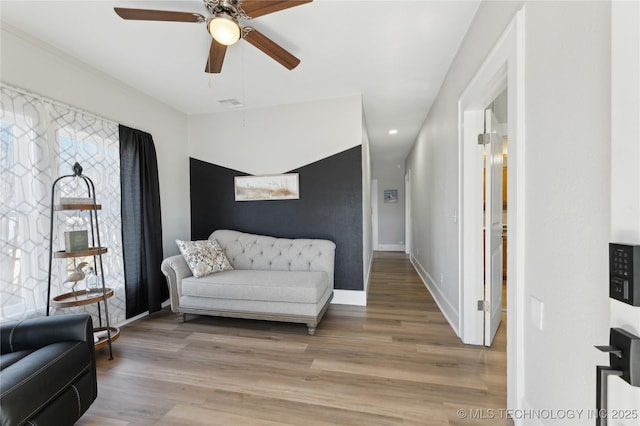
234,173,299,201
63,261,88,297
46,162,117,359
85,266,100,293
64,230,89,252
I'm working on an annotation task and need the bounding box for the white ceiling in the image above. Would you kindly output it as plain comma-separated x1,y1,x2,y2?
0,0,480,164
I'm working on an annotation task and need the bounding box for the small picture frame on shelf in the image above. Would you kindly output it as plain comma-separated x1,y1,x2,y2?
64,230,89,252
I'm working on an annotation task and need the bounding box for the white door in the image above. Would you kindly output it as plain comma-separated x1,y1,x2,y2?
484,109,503,346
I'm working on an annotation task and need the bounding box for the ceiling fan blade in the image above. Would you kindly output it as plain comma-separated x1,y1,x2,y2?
240,0,312,19
114,8,205,23
243,28,300,70
205,39,227,74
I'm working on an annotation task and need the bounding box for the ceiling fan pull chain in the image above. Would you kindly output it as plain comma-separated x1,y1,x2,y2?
241,41,246,127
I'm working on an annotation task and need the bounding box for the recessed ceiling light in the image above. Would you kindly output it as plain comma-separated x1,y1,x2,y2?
388,129,398,135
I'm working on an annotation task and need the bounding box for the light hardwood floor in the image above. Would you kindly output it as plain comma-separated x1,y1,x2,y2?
79,252,511,425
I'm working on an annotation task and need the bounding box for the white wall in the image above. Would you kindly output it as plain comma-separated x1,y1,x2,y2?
609,0,640,416
406,1,619,423
372,159,405,251
362,115,373,294
522,2,610,419
1,21,371,307
188,94,369,305
188,95,363,175
406,1,524,329
0,24,190,258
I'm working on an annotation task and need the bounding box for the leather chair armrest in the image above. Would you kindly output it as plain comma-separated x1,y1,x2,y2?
1,314,93,354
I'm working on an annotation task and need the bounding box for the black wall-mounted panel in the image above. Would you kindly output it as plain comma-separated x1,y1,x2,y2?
189,146,364,291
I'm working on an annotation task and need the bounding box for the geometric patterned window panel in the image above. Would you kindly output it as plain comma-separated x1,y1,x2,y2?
0,84,125,326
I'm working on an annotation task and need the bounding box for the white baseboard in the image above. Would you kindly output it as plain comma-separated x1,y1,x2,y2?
511,398,544,426
119,310,148,326
118,299,172,326
375,244,406,252
364,249,373,292
332,289,367,306
410,254,459,336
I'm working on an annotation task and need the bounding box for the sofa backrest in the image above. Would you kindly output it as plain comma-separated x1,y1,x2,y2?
210,230,336,286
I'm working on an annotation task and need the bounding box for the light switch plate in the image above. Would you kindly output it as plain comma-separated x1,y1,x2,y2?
530,296,544,331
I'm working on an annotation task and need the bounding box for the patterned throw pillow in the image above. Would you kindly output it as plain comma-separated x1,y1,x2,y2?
176,239,233,278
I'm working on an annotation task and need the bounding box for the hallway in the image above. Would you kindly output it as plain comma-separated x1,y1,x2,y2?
365,251,510,424
80,251,510,425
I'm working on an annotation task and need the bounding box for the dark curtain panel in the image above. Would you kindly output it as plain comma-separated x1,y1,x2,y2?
119,125,166,318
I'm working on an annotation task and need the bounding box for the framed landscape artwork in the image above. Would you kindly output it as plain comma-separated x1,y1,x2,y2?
234,173,300,201
384,189,398,203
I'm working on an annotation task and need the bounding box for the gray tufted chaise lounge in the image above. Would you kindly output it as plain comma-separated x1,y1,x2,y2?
161,230,335,335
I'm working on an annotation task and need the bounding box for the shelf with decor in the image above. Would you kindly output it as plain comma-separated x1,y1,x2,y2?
46,162,117,360
93,326,120,350
51,288,114,308
54,203,102,212
53,247,108,258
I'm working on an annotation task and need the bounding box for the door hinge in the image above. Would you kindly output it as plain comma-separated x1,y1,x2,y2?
477,300,489,311
478,133,491,145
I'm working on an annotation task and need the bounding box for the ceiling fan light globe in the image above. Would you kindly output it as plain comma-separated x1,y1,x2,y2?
208,16,240,46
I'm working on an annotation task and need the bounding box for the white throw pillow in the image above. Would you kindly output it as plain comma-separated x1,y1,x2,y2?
176,239,233,278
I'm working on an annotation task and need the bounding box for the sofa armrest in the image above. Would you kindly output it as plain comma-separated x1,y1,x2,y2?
0,313,94,354
161,255,192,312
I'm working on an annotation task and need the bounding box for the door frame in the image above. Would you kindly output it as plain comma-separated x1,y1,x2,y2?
371,178,379,250
457,9,525,411
405,169,412,254
484,108,505,346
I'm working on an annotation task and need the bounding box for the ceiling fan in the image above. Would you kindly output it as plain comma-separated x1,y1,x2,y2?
114,0,312,74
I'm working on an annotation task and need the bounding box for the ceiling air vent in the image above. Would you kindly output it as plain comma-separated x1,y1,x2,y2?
218,98,244,109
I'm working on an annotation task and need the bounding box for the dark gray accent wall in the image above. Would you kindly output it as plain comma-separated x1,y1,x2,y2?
189,146,363,291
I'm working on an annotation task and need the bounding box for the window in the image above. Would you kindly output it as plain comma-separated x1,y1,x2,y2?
0,85,125,324
1,121,23,318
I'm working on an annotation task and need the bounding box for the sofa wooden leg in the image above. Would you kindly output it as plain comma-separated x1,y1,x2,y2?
177,313,186,323
307,325,317,335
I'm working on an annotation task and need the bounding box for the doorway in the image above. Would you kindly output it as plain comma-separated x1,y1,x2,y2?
483,99,507,346
458,9,525,411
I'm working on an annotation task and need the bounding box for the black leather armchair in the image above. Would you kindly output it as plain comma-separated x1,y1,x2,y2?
0,314,97,426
